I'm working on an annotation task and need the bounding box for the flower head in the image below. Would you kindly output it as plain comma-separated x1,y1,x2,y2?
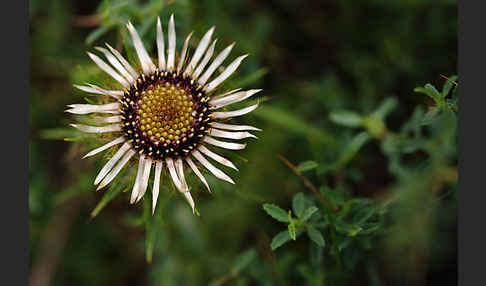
67,15,261,214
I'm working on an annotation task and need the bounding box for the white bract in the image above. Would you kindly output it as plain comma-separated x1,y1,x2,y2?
67,15,261,214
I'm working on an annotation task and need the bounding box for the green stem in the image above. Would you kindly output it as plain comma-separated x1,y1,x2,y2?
277,154,342,268
325,213,342,271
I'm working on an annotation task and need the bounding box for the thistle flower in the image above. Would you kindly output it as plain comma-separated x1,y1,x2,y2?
67,15,261,214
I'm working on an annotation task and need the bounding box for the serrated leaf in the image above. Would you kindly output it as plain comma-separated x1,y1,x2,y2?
301,206,318,222
292,192,306,218
288,221,296,240
329,110,363,127
271,230,291,250
263,204,289,222
296,161,318,172
307,226,325,247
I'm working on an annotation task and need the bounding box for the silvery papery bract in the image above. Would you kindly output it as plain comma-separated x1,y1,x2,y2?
67,15,261,214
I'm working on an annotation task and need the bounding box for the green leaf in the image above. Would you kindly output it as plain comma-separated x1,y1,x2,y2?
373,98,398,120
227,68,268,89
85,25,112,45
301,206,318,222
452,84,458,102
307,226,325,247
348,225,362,236
40,127,88,141
99,0,132,17
263,204,289,222
414,84,442,104
448,85,458,112
292,192,306,218
442,75,458,97
63,136,97,142
232,249,257,275
296,161,318,172
320,186,346,206
329,110,363,127
338,237,352,251
121,28,138,64
353,205,377,225
271,230,291,250
288,220,296,240
335,222,362,236
334,132,372,168
360,222,383,235
297,264,322,285
144,197,156,264
91,184,126,218
362,115,386,138
138,16,156,37
83,97,98,105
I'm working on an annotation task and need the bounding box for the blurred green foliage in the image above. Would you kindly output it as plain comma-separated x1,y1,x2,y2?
30,0,457,285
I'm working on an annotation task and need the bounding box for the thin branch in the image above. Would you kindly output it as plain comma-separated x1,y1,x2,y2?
277,154,342,269
277,154,336,211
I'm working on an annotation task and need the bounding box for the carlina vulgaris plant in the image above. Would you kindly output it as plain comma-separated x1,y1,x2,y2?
66,14,262,214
